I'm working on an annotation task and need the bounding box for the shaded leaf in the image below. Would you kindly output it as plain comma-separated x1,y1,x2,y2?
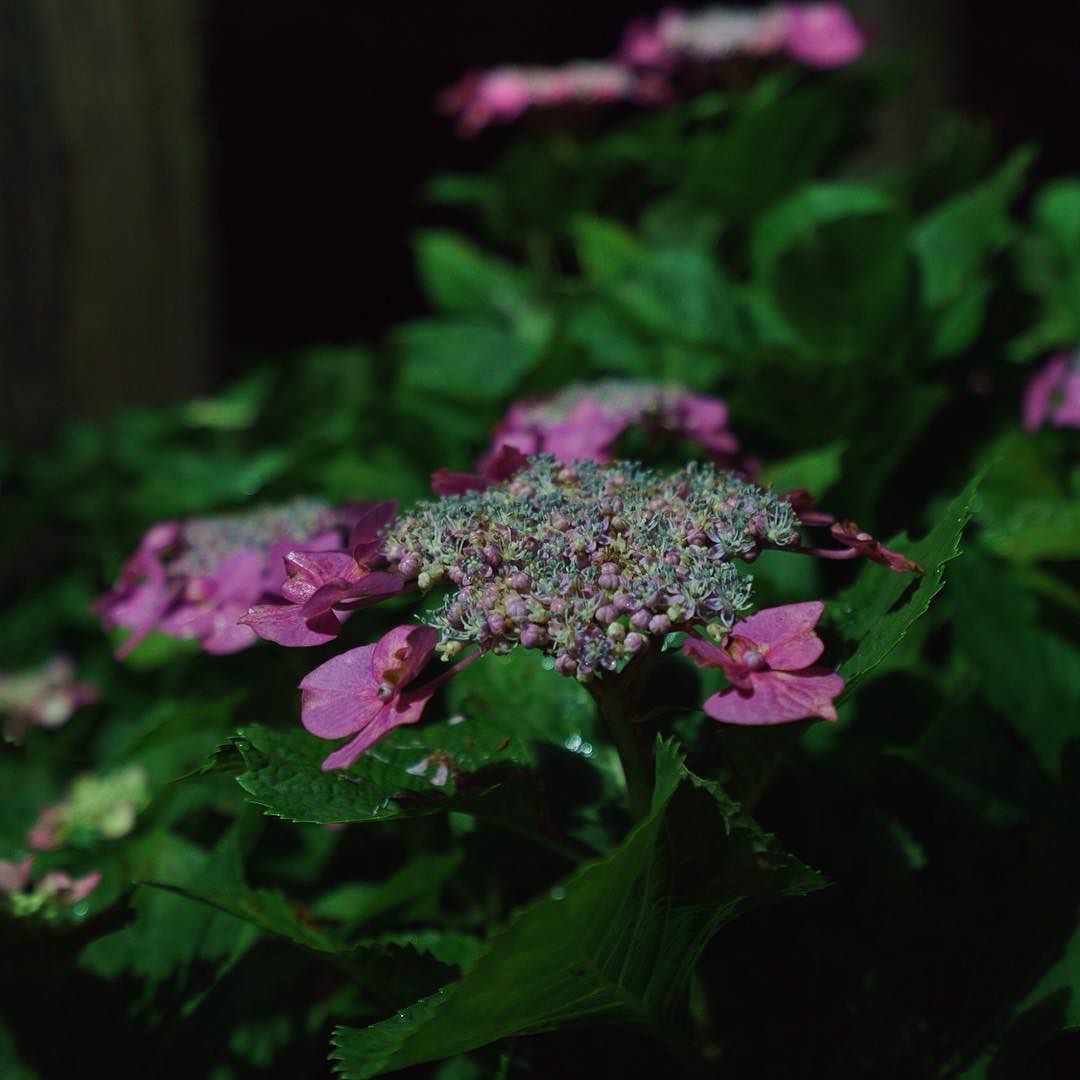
331,740,824,1077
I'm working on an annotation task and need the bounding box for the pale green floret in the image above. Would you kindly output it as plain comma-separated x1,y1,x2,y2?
383,457,798,680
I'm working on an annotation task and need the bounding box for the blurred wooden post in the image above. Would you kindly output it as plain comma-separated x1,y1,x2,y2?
0,0,215,449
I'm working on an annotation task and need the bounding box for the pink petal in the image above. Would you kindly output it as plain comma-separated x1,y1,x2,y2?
319,687,436,770
300,645,383,739
730,602,826,671
372,624,439,686
349,501,399,564
279,550,359,604
482,444,529,482
431,469,490,496
241,603,341,646
704,667,844,725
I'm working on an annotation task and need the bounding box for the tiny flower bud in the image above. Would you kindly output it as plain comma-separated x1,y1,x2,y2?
595,604,620,625
486,613,506,635
607,622,626,640
648,614,671,635
520,624,543,648
624,632,645,653
510,572,531,591
630,608,651,630
398,554,420,577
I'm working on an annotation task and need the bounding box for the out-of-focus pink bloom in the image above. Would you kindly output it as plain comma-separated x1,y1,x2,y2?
300,625,444,770
0,856,32,895
431,445,529,496
474,382,745,471
683,601,844,724
438,61,669,135
1022,352,1080,431
0,656,98,741
27,804,65,851
34,869,101,905
783,3,866,67
618,3,864,71
97,499,362,659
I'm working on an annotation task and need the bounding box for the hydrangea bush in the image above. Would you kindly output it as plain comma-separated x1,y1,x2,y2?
3,5,1079,1077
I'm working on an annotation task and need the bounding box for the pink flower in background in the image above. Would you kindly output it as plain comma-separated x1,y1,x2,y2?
438,61,669,135
97,498,363,658
782,3,866,67
0,656,98,741
0,855,99,911
34,869,101,905
1022,352,1080,431
683,601,844,724
473,381,746,472
0,856,32,895
300,625,445,770
618,3,864,71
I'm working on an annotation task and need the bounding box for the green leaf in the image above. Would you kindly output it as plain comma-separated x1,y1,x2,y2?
835,471,982,688
395,320,546,404
751,183,913,357
572,216,646,284
759,441,846,500
331,739,824,1077
228,716,532,825
951,553,1080,778
911,147,1033,355
959,923,1080,1079
446,649,597,750
414,231,525,314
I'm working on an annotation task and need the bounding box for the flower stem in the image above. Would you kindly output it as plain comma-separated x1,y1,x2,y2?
590,676,655,824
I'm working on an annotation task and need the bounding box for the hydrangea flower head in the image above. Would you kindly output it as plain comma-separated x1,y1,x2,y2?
28,765,149,850
0,656,98,741
683,601,844,724
438,62,667,136
618,3,864,71
1022,351,1080,431
301,625,445,770
97,498,357,658
388,456,798,680
475,381,744,475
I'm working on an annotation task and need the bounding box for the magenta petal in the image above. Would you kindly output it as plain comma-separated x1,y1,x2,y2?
682,636,731,668
332,571,405,609
302,687,384,740
349,500,399,563
300,580,364,620
784,2,866,68
280,550,358,603
431,469,489,496
241,603,341,646
482,444,529,483
704,667,844,725
731,602,825,671
372,624,439,685
319,687,436,770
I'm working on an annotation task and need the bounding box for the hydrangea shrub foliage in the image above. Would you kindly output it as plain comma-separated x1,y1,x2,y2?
3,5,1079,1077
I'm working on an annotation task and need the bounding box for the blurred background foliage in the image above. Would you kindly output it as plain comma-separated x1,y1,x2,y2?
2,3,1079,1078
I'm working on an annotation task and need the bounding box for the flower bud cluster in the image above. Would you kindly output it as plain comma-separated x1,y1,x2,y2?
382,456,798,680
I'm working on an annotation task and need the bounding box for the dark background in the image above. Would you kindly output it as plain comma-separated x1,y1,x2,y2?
3,0,1079,445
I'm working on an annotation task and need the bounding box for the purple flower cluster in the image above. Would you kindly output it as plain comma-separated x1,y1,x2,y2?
440,3,864,134
620,3,865,72
388,456,798,678
97,498,358,658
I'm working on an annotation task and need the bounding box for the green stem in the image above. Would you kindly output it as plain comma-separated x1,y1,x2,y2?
592,680,655,823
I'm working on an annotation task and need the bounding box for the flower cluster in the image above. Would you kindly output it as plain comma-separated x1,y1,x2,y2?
389,456,798,678
0,656,98,741
438,62,669,137
488,380,741,466
620,3,866,72
440,4,864,134
1022,351,1080,431
28,766,149,851
0,856,100,917
97,498,358,658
